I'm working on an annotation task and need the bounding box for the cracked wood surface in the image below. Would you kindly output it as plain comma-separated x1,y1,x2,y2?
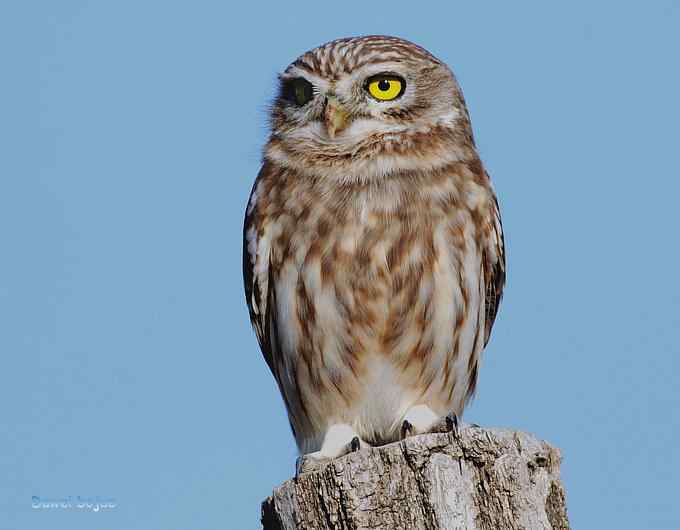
261,427,570,530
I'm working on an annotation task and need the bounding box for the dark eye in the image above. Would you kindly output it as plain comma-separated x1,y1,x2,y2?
283,78,314,106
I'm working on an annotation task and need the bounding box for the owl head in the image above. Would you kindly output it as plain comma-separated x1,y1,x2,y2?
265,35,477,181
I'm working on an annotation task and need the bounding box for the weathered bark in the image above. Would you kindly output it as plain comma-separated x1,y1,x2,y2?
261,427,570,530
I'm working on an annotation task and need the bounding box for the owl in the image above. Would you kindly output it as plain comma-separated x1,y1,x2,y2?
243,35,505,473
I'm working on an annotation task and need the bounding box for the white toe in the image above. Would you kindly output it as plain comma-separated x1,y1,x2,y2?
318,423,360,459
403,404,439,434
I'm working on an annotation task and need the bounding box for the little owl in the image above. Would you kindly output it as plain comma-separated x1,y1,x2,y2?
243,35,505,473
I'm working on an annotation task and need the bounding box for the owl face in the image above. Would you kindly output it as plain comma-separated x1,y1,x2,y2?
266,36,476,181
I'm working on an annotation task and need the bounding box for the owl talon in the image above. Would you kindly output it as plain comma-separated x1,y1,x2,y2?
345,435,371,454
296,431,368,479
427,411,461,434
295,456,304,481
295,453,330,479
445,412,459,433
401,419,415,439
349,436,361,452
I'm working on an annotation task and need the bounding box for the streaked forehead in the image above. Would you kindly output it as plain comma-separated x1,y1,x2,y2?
284,35,442,79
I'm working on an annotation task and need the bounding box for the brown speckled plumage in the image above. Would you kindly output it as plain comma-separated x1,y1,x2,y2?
243,35,505,459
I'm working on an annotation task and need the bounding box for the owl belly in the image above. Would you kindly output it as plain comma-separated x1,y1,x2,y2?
273,212,484,449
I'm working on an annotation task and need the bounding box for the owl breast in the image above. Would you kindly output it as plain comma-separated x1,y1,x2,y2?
255,166,488,448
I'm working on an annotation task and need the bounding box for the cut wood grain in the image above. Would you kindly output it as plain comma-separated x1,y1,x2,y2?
261,427,570,530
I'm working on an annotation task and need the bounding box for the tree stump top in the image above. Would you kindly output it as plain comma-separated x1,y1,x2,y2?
261,427,570,530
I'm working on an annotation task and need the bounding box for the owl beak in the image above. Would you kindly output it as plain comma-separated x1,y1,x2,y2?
324,96,351,139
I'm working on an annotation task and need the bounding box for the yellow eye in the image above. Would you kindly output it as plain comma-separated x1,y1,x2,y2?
366,75,405,101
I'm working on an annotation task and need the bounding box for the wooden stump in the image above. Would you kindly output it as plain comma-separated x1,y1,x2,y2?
261,427,570,529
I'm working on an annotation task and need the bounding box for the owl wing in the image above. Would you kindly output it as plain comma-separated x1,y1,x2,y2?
482,187,506,346
242,165,277,374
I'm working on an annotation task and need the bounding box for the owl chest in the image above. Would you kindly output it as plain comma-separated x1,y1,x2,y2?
267,199,479,360
273,207,426,299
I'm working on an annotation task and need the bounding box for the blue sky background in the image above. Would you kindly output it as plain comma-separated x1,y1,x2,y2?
3,1,680,528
